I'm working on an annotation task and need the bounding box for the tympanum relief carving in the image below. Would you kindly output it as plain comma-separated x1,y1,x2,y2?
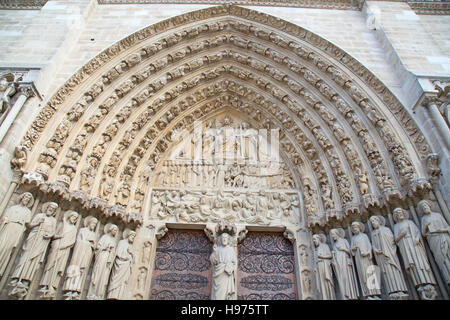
150,115,301,227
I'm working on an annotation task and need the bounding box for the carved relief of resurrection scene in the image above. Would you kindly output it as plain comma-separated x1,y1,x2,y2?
149,113,301,227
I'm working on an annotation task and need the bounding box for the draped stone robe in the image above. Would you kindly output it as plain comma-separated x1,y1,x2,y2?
40,220,78,290
394,219,436,287
12,213,56,282
210,244,237,300
63,227,96,293
107,238,133,299
88,233,116,299
332,238,359,300
315,242,336,300
371,226,408,294
351,233,381,297
421,212,450,285
0,204,32,276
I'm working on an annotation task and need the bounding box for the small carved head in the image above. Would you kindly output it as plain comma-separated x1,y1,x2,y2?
417,200,432,216
18,192,34,208
220,232,231,247
369,215,385,230
105,223,119,236
66,210,79,225
85,216,98,230
393,208,408,223
312,233,326,247
330,228,345,241
351,221,364,235
128,231,137,243
43,202,58,216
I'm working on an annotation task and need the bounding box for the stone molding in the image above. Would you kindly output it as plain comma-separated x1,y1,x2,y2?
407,0,450,15
97,0,364,10
0,0,48,9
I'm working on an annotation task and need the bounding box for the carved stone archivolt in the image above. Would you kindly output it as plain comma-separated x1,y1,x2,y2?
1,5,448,300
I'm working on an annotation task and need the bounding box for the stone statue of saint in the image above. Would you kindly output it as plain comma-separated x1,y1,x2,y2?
330,228,359,300
369,215,408,299
9,201,58,299
350,221,381,299
418,200,450,286
0,76,16,123
312,234,336,300
0,192,34,277
107,230,136,300
63,216,98,300
392,208,436,297
39,210,79,299
87,223,118,300
210,232,237,300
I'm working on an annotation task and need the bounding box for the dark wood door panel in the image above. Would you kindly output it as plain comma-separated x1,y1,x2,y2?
150,230,212,300
238,232,297,300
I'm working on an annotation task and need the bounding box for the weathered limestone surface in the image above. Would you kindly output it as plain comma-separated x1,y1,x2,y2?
0,1,448,300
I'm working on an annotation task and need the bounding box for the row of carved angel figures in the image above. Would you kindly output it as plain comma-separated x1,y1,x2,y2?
313,201,449,300
0,192,140,300
151,189,300,225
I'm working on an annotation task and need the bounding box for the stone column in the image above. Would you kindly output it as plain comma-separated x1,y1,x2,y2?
0,84,37,145
422,98,450,152
127,223,167,300
0,170,22,219
285,227,317,300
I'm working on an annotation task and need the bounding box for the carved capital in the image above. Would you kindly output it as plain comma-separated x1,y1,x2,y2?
18,84,36,98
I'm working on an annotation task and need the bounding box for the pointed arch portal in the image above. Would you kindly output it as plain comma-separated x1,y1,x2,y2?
1,5,446,301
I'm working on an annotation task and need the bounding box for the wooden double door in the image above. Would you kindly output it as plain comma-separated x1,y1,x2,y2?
150,230,297,300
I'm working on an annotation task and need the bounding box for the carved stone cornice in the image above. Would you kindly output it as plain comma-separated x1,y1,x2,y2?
0,0,47,10
97,0,364,10
407,0,450,15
